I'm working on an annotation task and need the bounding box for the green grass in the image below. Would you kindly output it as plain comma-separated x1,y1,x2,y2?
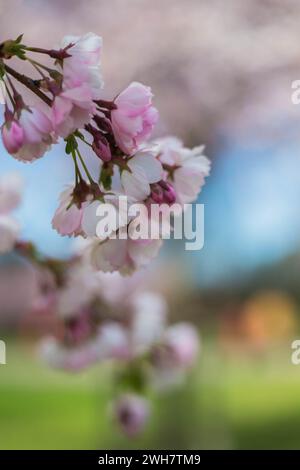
1,339,300,449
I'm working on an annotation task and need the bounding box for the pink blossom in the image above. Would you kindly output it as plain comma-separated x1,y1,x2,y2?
57,189,156,244
111,82,158,155
57,259,104,318
90,237,163,275
52,185,113,238
161,323,200,368
52,185,84,237
51,33,103,138
12,107,53,162
98,322,130,360
0,173,22,214
52,83,96,138
40,321,130,371
97,293,167,361
113,394,150,437
121,150,163,201
81,196,130,239
62,33,102,67
94,291,167,361
95,271,146,306
156,137,210,204
0,215,19,253
2,120,24,154
39,337,100,372
60,33,103,100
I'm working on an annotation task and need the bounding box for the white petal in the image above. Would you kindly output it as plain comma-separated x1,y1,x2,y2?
128,152,162,184
128,238,162,267
81,200,101,237
121,168,150,201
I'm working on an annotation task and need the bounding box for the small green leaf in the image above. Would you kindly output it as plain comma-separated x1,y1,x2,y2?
99,168,112,190
15,34,24,44
65,140,72,155
65,134,78,155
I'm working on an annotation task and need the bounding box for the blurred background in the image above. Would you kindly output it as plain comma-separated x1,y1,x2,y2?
1,0,300,449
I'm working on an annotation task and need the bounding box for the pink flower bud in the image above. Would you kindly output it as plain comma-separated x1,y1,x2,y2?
2,120,24,154
160,181,177,204
113,394,150,437
2,107,53,162
92,133,112,162
150,184,164,203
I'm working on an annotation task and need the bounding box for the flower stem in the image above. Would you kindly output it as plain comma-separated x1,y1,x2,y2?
70,148,81,184
76,147,94,184
25,46,52,55
28,58,59,76
28,58,47,79
25,46,72,60
2,78,15,108
4,64,52,106
77,133,93,149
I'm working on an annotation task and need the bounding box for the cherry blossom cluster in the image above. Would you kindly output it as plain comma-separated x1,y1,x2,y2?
0,32,207,437
0,173,200,436
15,238,200,437
0,33,210,275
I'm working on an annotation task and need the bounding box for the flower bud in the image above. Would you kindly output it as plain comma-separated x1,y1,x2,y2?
92,133,112,162
93,114,113,134
150,183,164,203
2,120,24,154
160,181,176,204
113,394,150,437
